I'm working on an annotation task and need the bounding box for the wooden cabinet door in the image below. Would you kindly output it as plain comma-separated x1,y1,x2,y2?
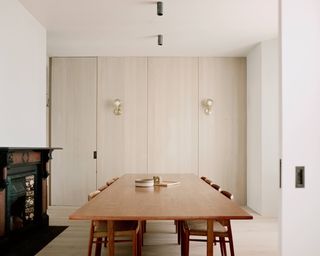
97,57,148,185
147,57,199,174
50,57,97,206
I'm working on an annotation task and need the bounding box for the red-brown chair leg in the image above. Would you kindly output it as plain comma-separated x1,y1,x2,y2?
137,228,142,256
220,237,227,256
219,237,224,256
142,220,147,233
177,220,181,244
181,224,184,256
95,238,102,256
132,231,137,256
185,229,190,256
88,222,94,256
175,220,178,233
228,221,235,256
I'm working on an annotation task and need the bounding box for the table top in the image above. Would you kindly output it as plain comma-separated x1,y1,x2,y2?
69,174,252,221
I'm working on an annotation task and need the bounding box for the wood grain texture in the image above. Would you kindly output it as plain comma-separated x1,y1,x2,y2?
147,57,198,174
50,57,97,206
199,58,247,205
70,174,252,221
97,57,148,185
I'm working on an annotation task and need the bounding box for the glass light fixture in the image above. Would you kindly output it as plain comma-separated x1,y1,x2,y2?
113,99,122,115
202,98,213,115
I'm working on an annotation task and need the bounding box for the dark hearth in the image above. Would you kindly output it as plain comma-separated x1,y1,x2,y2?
7,172,37,232
0,147,60,239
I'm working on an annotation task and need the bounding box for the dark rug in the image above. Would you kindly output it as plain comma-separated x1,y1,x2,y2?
0,226,68,256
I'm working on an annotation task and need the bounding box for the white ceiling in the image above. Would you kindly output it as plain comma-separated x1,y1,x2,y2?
19,0,278,57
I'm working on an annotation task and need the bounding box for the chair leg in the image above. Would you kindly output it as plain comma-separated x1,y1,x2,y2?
137,227,142,256
174,220,178,233
95,238,102,256
141,221,145,246
177,220,182,245
228,222,235,256
181,224,187,256
132,231,137,256
185,229,190,256
219,237,224,256
142,220,146,233
220,237,227,256
88,222,94,256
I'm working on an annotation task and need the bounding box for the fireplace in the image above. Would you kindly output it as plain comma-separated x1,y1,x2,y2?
0,148,59,237
6,168,38,232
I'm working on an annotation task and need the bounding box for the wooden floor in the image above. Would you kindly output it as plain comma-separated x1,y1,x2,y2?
37,206,279,256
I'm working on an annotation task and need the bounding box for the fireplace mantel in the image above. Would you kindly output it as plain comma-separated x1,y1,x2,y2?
0,147,60,237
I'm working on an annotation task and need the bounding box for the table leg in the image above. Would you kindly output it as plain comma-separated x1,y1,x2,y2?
107,220,114,256
207,219,214,256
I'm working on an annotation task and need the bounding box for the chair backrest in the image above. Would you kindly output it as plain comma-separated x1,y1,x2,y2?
106,177,120,186
221,190,234,200
98,184,108,191
211,183,221,192
88,190,101,201
205,179,213,185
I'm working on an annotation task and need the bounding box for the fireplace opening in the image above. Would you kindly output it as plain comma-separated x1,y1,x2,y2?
6,170,38,233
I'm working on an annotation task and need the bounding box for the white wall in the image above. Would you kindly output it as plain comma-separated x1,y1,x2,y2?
0,0,46,147
247,44,262,213
247,39,280,217
261,39,280,217
281,0,320,255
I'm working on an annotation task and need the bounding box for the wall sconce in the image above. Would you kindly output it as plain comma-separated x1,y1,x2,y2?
202,98,213,115
113,99,122,115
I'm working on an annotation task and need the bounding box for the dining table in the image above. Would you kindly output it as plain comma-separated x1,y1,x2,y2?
69,173,252,256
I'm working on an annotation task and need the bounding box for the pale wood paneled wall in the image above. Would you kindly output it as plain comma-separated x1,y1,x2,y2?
97,57,148,185
50,58,97,206
50,57,246,205
199,58,247,205
147,58,199,174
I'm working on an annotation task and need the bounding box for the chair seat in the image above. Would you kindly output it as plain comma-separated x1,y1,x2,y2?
93,220,138,237
186,220,227,234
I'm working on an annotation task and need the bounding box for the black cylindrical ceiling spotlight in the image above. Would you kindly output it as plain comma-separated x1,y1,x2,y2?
157,1,163,16
158,34,163,46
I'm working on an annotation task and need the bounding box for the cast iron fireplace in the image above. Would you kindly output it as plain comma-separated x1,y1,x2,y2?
0,147,58,238
6,167,39,232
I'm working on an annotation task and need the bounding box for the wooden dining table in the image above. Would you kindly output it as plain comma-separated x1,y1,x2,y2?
69,174,252,256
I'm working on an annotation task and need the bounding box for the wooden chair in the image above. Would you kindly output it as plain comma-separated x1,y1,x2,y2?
201,177,221,192
211,183,221,192
181,190,235,256
97,184,108,191
87,190,140,256
106,177,119,186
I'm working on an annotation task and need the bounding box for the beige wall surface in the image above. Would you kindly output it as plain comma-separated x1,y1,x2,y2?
50,57,246,205
147,57,199,174
97,57,148,185
199,58,247,205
